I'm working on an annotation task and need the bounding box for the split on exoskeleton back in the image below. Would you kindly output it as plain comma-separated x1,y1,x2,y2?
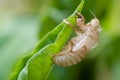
52,12,102,67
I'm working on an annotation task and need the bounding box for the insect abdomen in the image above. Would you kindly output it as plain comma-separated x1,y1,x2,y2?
52,46,88,67
52,35,98,67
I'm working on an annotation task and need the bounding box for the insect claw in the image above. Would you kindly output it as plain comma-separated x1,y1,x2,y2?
63,19,74,29
63,19,69,24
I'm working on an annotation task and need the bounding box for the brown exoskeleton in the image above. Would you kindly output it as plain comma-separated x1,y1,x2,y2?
52,12,102,67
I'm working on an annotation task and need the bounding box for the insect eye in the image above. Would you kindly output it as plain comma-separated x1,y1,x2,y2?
75,12,83,19
78,15,82,19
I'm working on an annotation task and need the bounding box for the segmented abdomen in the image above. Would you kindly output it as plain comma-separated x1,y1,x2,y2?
52,36,98,67
52,47,87,67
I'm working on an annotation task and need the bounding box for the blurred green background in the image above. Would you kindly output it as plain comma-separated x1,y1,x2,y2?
0,0,120,80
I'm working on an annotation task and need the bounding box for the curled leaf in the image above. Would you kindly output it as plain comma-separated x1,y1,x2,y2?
9,0,84,80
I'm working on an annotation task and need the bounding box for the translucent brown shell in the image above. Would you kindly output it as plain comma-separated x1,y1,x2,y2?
52,13,101,67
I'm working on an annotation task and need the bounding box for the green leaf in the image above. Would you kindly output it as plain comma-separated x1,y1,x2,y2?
9,19,64,80
9,0,84,80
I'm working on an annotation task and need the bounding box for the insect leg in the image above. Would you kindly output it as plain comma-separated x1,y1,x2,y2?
63,19,74,29
52,41,73,66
